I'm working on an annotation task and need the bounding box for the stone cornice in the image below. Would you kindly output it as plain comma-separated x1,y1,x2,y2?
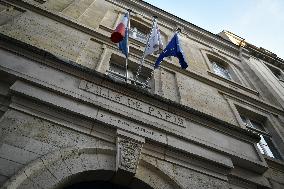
246,44,284,70
207,71,259,96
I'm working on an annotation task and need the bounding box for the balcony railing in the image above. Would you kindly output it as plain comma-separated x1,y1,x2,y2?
107,69,151,89
129,28,147,43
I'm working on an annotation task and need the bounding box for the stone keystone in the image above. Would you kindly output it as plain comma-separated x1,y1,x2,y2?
114,129,145,184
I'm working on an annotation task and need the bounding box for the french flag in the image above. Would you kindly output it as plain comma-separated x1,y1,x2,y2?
111,12,129,43
111,12,129,57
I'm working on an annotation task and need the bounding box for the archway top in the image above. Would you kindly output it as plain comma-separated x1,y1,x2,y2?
2,146,182,189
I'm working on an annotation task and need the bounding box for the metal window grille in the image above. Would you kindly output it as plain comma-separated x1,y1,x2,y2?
107,63,150,88
211,61,231,80
240,116,282,159
129,27,147,43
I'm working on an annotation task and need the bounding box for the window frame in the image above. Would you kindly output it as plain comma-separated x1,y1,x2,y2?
200,49,260,96
128,19,150,44
265,62,284,81
210,60,232,80
227,99,284,160
201,50,246,83
107,54,153,89
128,17,167,47
240,115,280,159
207,54,235,81
129,26,148,44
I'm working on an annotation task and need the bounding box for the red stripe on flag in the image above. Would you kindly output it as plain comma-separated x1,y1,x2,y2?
111,23,126,43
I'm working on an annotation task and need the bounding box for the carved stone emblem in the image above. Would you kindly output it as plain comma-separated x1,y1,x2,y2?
117,138,142,172
116,130,145,174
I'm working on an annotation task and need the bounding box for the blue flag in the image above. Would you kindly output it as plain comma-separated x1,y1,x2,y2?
154,33,188,69
119,28,129,57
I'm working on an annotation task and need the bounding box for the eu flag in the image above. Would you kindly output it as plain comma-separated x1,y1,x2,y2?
154,33,188,69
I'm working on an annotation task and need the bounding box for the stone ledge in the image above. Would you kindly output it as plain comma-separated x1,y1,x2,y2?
208,70,259,96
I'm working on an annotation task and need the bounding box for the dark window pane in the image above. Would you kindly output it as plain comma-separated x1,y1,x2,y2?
250,120,264,131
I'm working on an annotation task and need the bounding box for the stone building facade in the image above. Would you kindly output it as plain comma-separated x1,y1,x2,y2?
0,0,283,188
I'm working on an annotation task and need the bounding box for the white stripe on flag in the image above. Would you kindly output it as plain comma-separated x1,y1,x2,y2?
145,20,163,56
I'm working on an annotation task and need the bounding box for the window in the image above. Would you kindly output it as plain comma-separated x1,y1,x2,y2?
129,27,147,43
240,115,282,160
266,64,284,80
203,52,251,87
129,20,149,43
211,60,231,80
108,63,127,82
107,55,152,88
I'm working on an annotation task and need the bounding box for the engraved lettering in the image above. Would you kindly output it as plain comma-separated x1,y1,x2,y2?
134,126,155,136
136,101,143,111
114,94,122,102
85,81,92,90
127,98,143,111
128,98,135,107
89,85,101,95
157,110,163,118
165,112,171,120
148,106,155,114
177,117,184,125
81,81,186,127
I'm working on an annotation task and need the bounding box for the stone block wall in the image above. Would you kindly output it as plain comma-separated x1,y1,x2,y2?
0,0,265,126
0,0,284,188
0,109,115,185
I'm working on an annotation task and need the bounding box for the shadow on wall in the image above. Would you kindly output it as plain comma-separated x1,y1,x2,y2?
65,180,131,189
59,170,154,189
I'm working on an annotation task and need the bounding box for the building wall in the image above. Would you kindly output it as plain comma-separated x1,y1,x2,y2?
0,0,284,188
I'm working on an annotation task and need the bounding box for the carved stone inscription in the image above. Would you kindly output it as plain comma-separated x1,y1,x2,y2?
79,80,186,127
117,137,143,173
97,110,167,144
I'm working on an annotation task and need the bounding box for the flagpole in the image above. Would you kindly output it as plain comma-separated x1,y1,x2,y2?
143,28,182,88
125,9,131,83
134,16,157,85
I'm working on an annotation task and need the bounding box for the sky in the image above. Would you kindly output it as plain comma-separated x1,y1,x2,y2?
144,0,284,59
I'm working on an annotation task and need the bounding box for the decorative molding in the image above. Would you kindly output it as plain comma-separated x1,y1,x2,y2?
221,92,280,117
208,71,259,96
79,80,187,127
116,130,145,174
